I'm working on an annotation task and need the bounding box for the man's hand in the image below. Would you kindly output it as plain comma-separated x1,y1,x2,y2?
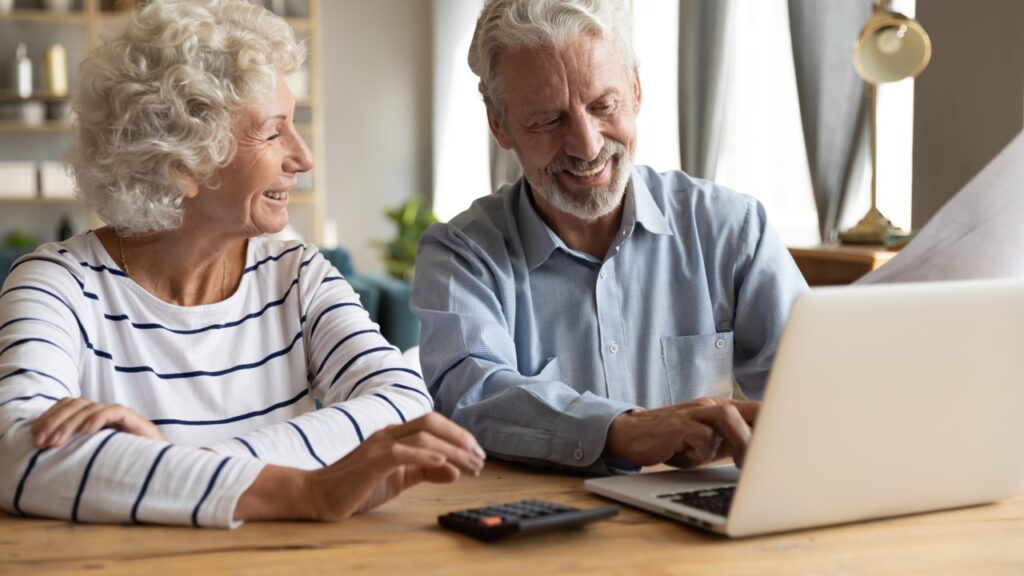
235,412,486,522
604,398,759,469
31,397,168,449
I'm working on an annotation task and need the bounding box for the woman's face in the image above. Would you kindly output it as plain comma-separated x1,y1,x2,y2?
190,74,314,237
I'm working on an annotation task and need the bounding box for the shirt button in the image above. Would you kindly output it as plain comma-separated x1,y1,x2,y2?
599,269,608,279
715,338,726,349
609,342,619,354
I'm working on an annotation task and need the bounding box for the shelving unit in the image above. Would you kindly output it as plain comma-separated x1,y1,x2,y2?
0,0,324,245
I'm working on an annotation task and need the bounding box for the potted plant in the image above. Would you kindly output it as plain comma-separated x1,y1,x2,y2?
377,197,437,283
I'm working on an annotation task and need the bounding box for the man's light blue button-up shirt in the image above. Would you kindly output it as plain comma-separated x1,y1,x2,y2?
412,166,807,472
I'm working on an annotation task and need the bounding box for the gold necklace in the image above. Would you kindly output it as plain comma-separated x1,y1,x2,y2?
118,234,229,301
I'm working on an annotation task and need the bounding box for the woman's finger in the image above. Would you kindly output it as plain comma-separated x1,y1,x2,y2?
387,412,485,459
79,405,130,437
47,403,111,447
419,462,461,484
398,430,483,475
31,397,81,439
33,399,96,447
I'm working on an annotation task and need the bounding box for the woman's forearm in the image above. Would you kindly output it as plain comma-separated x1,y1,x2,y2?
234,464,314,522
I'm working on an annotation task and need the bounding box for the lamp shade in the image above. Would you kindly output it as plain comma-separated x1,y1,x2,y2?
854,11,931,84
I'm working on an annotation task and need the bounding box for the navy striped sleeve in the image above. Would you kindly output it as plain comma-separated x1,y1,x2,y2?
191,457,231,527
71,431,119,522
131,445,172,524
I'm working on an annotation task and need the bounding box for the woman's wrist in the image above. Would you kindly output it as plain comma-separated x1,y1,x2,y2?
234,464,313,522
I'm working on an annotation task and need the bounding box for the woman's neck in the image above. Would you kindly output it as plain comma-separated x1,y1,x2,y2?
98,226,247,307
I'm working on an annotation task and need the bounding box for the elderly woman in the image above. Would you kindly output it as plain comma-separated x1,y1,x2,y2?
0,0,483,528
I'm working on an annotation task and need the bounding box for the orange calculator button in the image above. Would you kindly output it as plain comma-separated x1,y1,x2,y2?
479,516,503,527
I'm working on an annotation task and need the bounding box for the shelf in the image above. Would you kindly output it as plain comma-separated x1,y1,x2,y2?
0,196,81,205
93,11,131,24
0,121,72,133
0,10,86,24
0,91,71,103
1,0,324,245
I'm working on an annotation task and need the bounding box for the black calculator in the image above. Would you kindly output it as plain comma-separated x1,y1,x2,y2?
437,498,618,541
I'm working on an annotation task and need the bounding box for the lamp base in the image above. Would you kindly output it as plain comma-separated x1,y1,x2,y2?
838,206,902,245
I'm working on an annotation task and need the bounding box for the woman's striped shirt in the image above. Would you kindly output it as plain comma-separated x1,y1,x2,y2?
0,233,431,527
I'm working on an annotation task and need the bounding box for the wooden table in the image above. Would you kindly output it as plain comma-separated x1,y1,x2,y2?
789,245,898,286
2,461,1022,575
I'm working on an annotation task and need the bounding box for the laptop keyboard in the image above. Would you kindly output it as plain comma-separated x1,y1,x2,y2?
658,486,736,517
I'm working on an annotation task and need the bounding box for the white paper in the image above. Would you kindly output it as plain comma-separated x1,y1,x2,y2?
858,130,1024,284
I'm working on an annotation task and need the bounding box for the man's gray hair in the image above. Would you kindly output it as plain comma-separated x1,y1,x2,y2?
69,0,304,236
468,0,636,117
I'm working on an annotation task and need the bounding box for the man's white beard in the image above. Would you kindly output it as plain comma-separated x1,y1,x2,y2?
524,141,633,221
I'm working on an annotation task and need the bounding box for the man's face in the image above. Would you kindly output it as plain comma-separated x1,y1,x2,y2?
489,34,640,221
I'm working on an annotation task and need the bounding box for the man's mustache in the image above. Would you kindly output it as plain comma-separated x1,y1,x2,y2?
546,141,627,176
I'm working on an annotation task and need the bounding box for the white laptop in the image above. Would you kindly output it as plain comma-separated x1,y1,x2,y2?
585,280,1024,537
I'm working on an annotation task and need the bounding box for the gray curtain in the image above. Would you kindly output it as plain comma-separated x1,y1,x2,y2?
678,0,735,179
788,0,872,242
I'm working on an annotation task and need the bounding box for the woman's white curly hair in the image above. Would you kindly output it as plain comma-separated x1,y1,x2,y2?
69,0,305,236
468,0,636,119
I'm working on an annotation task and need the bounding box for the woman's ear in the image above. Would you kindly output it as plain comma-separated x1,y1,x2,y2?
172,162,202,199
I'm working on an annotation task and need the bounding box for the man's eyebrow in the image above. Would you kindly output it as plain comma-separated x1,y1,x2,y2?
523,89,622,122
591,88,620,102
524,108,562,122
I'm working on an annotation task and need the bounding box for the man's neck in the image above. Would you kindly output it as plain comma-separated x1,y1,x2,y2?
527,184,625,260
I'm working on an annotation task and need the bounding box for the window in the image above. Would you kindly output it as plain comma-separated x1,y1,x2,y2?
714,0,819,246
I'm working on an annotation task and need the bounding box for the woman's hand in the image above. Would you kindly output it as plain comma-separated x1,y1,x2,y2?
30,397,168,449
235,412,486,522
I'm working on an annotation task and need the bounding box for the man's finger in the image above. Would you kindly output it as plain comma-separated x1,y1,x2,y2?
691,403,753,467
731,400,760,425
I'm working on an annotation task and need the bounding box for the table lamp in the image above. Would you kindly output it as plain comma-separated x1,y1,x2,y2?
839,0,931,245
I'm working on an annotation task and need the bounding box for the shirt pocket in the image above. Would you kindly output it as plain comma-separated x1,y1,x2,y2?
660,332,735,402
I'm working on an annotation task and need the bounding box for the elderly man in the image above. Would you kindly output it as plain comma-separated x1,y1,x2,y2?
412,0,806,473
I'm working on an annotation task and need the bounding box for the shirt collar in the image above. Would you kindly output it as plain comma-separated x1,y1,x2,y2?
517,167,673,271
631,171,673,236
518,181,563,271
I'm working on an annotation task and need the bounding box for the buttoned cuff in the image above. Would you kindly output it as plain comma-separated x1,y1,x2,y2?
550,392,635,473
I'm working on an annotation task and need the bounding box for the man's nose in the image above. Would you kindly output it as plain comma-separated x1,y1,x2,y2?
563,114,604,162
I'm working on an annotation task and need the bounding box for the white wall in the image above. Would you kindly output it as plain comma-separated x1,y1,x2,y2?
319,0,433,274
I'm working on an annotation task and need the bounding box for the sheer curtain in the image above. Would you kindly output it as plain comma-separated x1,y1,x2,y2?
714,0,820,246
632,0,681,172
432,0,491,221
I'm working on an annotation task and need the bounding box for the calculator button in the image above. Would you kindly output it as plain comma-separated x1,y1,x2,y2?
479,516,503,526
